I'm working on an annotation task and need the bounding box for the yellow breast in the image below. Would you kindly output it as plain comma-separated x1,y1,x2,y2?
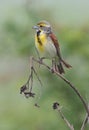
35,33,47,52
35,32,57,58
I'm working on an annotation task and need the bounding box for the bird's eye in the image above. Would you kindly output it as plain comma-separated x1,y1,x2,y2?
40,25,43,27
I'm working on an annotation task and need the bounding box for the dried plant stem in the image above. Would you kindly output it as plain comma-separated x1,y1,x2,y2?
53,102,74,130
20,56,89,129
81,105,89,130
81,114,88,130
33,57,89,116
58,108,74,130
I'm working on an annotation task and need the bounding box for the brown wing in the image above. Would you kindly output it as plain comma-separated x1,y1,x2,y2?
49,32,61,59
49,32,72,68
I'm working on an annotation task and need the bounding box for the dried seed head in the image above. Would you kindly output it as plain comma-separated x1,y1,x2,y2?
20,85,27,94
53,102,59,110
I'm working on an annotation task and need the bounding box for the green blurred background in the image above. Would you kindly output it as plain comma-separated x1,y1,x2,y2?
0,0,89,130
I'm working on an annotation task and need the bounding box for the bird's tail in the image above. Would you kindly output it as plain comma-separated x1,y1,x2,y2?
57,59,72,74
61,59,72,68
57,62,65,74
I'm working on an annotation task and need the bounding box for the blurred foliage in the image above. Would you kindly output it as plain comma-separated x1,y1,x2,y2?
0,0,89,130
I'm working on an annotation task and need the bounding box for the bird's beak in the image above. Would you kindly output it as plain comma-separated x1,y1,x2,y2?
32,25,39,30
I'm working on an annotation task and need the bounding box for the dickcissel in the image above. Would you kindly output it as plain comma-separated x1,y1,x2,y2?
33,20,71,74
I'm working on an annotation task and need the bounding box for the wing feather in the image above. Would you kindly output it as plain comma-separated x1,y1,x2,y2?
49,33,61,59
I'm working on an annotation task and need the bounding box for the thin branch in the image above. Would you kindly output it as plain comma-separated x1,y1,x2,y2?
30,67,33,92
81,105,89,130
53,102,74,130
58,108,74,130
33,67,43,87
20,56,89,129
33,57,89,116
20,56,43,99
30,56,43,87
81,114,88,130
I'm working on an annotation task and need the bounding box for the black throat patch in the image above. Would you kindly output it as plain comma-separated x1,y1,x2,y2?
37,30,42,46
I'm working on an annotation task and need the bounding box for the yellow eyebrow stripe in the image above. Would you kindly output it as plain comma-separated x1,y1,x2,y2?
37,23,46,26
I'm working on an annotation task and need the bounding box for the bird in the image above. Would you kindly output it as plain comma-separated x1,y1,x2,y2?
32,20,72,74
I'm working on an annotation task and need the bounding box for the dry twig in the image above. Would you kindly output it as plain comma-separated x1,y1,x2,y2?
20,56,89,129
53,102,74,130
81,105,89,130
33,57,89,115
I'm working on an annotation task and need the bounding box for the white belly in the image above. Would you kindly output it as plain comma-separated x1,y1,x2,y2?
44,37,57,58
35,33,57,59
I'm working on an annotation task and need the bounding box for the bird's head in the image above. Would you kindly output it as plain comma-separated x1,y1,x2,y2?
33,20,52,34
